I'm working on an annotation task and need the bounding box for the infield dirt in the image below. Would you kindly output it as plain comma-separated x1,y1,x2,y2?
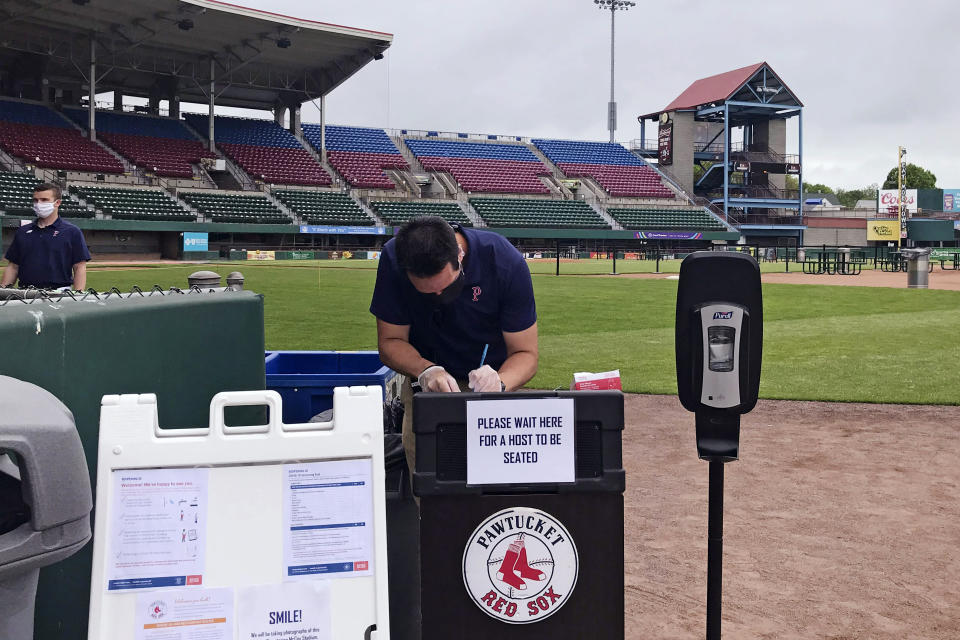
623,393,960,639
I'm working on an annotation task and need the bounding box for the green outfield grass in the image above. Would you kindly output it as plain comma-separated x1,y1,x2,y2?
84,260,960,405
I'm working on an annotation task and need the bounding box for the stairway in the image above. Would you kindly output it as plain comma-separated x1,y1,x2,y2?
460,200,485,227
391,136,426,173
263,190,299,224
590,202,620,230
181,119,259,191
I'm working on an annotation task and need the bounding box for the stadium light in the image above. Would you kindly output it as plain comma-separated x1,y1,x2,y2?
594,0,636,143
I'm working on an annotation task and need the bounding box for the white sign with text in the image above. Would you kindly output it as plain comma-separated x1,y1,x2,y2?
466,398,575,486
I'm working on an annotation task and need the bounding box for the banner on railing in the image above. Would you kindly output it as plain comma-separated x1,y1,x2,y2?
635,231,703,240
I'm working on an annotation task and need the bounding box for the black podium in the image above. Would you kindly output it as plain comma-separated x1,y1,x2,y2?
414,390,624,639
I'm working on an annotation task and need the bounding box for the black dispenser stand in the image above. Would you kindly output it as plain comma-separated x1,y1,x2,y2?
696,411,740,640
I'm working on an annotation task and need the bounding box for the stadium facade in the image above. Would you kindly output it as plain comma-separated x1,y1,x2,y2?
0,3,955,262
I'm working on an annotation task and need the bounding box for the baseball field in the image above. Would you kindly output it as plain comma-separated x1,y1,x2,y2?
81,258,960,638
87,258,960,405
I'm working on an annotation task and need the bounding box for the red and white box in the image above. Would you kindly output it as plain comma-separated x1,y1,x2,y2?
571,370,622,391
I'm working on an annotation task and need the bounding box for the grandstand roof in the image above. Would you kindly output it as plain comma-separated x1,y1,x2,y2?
0,0,393,109
639,62,802,119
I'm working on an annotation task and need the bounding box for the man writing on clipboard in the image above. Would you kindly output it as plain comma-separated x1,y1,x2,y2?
369,216,539,476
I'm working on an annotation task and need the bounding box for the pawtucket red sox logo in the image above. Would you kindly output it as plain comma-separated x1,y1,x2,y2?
472,286,482,302
463,507,578,624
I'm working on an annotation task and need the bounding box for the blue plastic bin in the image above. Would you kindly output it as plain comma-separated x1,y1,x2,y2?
264,351,399,424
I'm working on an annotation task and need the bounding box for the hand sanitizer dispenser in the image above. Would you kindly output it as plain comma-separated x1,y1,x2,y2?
675,251,763,640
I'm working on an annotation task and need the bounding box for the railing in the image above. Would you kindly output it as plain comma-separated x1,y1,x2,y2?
731,148,800,164
694,141,745,154
627,138,659,152
706,185,801,200
83,100,172,118
736,214,804,226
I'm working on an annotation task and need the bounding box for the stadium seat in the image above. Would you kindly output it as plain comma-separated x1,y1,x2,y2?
0,100,125,174
370,200,472,226
468,198,608,228
179,190,291,225
272,189,373,225
607,207,725,231
303,125,407,189
532,139,674,198
183,114,332,187
405,139,550,195
0,171,92,218
70,185,196,222
62,108,216,179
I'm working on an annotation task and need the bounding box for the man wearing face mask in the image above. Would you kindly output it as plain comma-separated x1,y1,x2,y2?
370,216,538,475
1,183,90,291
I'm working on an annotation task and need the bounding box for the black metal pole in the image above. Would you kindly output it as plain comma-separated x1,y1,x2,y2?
556,239,560,276
612,247,618,275
656,242,661,274
707,459,724,640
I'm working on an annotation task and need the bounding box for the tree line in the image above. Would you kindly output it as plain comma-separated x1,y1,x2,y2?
787,163,937,209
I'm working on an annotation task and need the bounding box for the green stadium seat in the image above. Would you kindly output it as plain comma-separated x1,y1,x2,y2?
70,184,195,222
270,189,372,226
0,172,92,218
607,207,725,231
468,198,608,229
180,190,291,225
369,200,471,226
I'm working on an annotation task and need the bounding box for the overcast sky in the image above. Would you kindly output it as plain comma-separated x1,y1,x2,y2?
243,0,960,190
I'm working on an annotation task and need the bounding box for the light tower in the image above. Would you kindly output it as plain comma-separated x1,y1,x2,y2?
594,0,635,143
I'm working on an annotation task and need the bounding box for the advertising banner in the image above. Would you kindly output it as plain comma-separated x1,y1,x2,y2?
635,231,704,240
183,232,208,252
943,189,960,212
878,189,917,214
249,250,275,261
299,225,387,235
866,219,900,241
658,122,673,166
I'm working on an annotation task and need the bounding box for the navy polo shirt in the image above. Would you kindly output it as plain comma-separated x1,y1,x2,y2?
370,227,537,380
4,217,91,288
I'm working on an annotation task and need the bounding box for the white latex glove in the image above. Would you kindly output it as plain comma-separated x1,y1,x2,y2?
418,365,460,392
468,365,502,392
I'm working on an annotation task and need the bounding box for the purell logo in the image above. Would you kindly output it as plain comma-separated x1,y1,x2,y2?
713,311,733,320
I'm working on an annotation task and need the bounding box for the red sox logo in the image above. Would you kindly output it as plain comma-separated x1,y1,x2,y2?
462,507,578,624
148,599,167,620
472,286,482,302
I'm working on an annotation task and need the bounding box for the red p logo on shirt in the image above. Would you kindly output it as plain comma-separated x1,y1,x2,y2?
472,286,482,302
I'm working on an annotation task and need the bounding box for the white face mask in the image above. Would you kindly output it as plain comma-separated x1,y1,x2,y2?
34,201,56,218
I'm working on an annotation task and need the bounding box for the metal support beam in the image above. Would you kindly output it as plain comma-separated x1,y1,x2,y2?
289,103,301,137
319,94,326,164
608,6,616,143
208,57,215,153
798,109,803,229
723,104,729,224
88,36,96,141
